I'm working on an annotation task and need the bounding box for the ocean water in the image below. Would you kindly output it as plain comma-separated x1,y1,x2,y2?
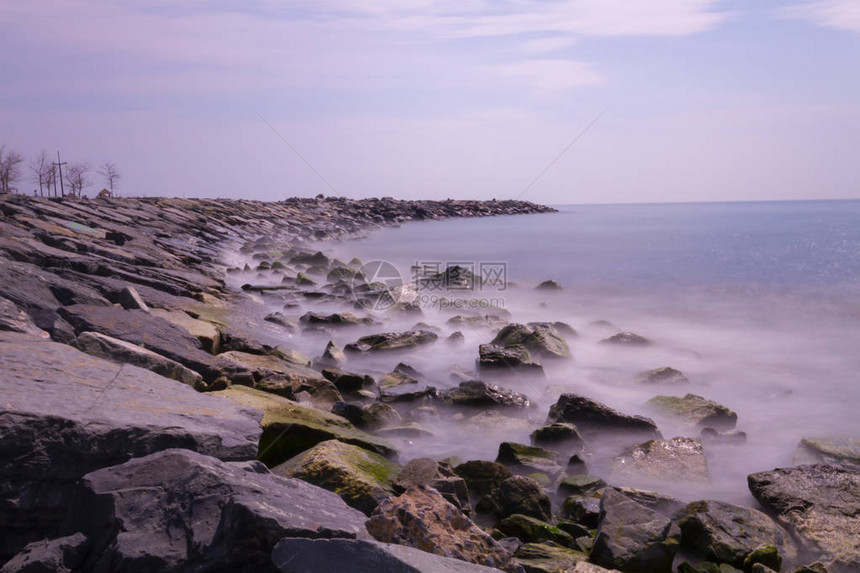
256,200,860,505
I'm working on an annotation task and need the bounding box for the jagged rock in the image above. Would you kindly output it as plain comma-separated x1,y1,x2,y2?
319,340,347,365
443,380,532,409
215,350,327,388
366,485,518,572
0,295,45,336
745,544,783,573
478,344,545,374
677,499,797,569
591,488,680,573
257,374,342,407
300,311,375,326
700,427,748,445
600,331,651,346
149,308,221,353
635,367,689,385
380,369,419,388
496,514,574,546
748,464,860,572
272,439,399,515
646,394,738,430
455,461,515,501
0,332,262,564
345,330,438,352
72,330,205,389
263,311,298,331
535,280,563,291
117,285,149,312
0,533,88,573
491,323,571,360
448,330,466,344
322,368,375,393
476,476,552,522
793,437,860,471
63,449,369,572
528,321,578,338
513,541,588,572
271,537,507,573
291,250,330,266
610,437,710,485
561,496,601,528
530,423,585,449
393,458,471,511
547,394,660,440
214,385,397,466
558,475,606,497
496,442,565,484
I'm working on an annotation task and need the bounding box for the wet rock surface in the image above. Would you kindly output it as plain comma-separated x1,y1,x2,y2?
547,393,661,440
610,437,710,486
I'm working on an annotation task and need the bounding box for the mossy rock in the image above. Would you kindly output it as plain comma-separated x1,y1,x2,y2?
646,393,737,430
272,439,399,515
743,544,781,573
513,541,588,573
495,514,574,546
214,386,397,466
558,475,605,497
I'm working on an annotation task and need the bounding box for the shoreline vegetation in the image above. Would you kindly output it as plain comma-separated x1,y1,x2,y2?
0,194,857,573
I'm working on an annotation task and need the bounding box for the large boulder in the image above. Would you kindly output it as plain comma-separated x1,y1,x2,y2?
495,514,574,546
455,461,515,501
300,311,375,326
513,542,588,572
646,394,737,430
478,344,545,374
214,386,397,466
62,449,369,572
271,537,507,573
677,499,797,570
443,380,532,409
491,323,571,360
345,330,438,352
476,476,553,522
610,438,710,486
394,458,471,512
590,488,680,573
271,440,400,515
547,394,660,440
0,295,45,336
748,465,860,572
0,332,262,564
496,442,565,484
365,485,519,572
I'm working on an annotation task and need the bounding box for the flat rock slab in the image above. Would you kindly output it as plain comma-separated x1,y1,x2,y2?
65,449,369,572
611,437,710,486
272,537,506,573
748,464,860,572
0,332,262,563
547,393,661,440
794,436,860,471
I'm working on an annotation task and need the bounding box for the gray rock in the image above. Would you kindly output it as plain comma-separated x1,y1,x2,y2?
0,534,88,573
394,458,471,512
475,475,552,522
490,323,571,360
748,465,860,573
535,280,563,291
65,449,369,572
635,367,689,385
455,460,515,501
610,437,710,486
0,295,45,336
272,537,506,573
442,380,532,409
600,331,651,346
793,437,860,471
345,330,438,352
477,344,545,374
646,394,738,430
496,442,565,484
117,285,149,312
0,332,262,563
71,330,204,389
547,394,661,440
301,311,375,326
591,488,680,573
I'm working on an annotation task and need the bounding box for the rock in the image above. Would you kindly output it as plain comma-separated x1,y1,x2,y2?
561,496,601,528
71,330,205,389
393,458,471,512
794,437,860,471
322,367,374,393
496,514,574,546
58,304,221,381
744,545,784,573
345,330,439,352
443,380,532,409
456,461,515,501
0,295,45,336
300,311,375,326
448,330,466,344
117,285,149,312
748,464,860,572
380,369,420,388
677,499,797,569
635,367,689,385
646,394,738,430
467,411,533,433
547,394,661,440
214,386,397,466
64,449,369,572
271,537,507,573
513,541,588,573
557,475,606,497
376,424,435,438
271,439,400,515
0,533,88,573
0,332,262,563
700,427,748,445
530,423,585,450
791,563,830,573
496,442,565,484
610,437,710,485
476,476,553,522
215,350,328,388
366,485,518,572
257,375,342,407
319,340,347,365
535,280,563,291
491,323,571,360
599,332,651,346
149,307,221,353
478,344,545,374
264,311,298,330
590,488,680,573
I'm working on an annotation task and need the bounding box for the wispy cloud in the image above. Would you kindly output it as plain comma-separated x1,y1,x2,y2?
492,60,604,95
780,1,860,33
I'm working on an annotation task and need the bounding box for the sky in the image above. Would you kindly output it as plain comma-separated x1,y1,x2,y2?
1,0,858,204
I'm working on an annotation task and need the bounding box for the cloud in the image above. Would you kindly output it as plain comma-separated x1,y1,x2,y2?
520,36,579,55
492,60,604,95
780,1,860,33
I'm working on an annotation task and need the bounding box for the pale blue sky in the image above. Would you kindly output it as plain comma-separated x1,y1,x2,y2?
1,1,858,203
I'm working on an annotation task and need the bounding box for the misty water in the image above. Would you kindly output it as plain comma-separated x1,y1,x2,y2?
235,200,860,506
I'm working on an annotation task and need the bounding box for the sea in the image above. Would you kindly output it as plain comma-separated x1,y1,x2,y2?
261,200,860,505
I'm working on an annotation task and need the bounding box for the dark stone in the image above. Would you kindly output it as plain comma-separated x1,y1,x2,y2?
535,280,563,290
345,330,438,352
477,344,544,374
635,367,689,385
393,458,471,511
443,380,532,409
455,460,514,501
491,323,571,360
600,331,651,346
547,393,661,440
476,475,552,522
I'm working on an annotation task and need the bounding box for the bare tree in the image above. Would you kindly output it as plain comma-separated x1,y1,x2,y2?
30,150,53,196
65,162,92,198
98,162,121,197
0,146,25,194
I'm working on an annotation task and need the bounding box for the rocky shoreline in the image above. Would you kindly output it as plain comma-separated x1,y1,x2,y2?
0,194,857,573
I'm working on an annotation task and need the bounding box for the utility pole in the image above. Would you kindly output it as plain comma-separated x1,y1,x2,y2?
51,164,58,197
53,151,67,198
